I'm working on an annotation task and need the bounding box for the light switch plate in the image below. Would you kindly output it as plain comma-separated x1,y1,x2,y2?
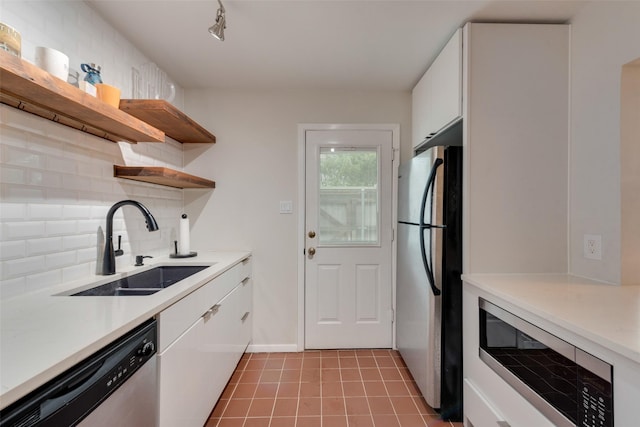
279,200,293,214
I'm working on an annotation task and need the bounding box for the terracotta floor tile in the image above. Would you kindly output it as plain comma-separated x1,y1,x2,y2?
345,397,370,415
385,381,411,396
211,399,228,418
363,381,388,396
301,368,320,383
299,382,321,397
321,381,343,397
321,358,339,369
265,358,285,370
341,368,362,381
222,399,252,418
232,382,257,398
239,370,262,383
260,369,282,383
321,368,341,382
273,398,298,417
372,414,401,427
208,350,436,427
414,396,437,415
295,416,321,427
375,356,396,367
339,357,358,368
254,383,278,399
367,396,395,415
360,368,382,381
247,398,275,417
323,415,349,427
347,415,375,427
379,368,403,381
277,382,300,398
217,418,245,427
269,417,296,427
343,381,366,397
391,396,420,414
243,418,270,427
357,357,377,368
397,414,428,426
297,397,321,416
246,359,267,370
283,358,303,369
322,397,346,416
281,369,301,382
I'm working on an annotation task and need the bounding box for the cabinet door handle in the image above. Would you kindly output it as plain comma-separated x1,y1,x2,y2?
242,257,250,265
203,304,221,319
241,311,250,322
496,422,511,427
241,277,250,285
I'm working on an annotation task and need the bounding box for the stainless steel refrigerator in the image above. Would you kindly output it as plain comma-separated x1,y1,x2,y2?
397,121,463,421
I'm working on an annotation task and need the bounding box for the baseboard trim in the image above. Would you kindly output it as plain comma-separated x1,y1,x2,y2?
246,344,299,353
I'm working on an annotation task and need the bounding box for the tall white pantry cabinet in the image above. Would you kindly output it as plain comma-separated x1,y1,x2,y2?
413,23,570,425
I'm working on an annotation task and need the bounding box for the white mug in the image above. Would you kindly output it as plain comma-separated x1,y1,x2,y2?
34,46,69,80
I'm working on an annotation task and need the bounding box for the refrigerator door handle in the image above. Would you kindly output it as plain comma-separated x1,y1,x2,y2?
419,157,443,297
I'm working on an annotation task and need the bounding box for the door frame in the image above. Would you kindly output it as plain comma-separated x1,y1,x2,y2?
297,123,400,351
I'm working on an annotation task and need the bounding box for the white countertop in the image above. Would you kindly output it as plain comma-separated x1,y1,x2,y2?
0,251,250,410
462,273,640,365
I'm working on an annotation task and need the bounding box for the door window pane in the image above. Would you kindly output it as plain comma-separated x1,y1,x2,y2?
318,147,379,245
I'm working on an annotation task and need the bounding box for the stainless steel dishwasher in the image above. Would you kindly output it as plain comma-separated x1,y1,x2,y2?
0,319,157,427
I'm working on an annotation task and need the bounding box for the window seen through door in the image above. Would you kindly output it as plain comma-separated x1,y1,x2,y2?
318,147,379,245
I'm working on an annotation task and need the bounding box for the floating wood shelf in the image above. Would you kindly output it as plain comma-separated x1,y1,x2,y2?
114,165,215,189
0,50,165,143
119,99,216,144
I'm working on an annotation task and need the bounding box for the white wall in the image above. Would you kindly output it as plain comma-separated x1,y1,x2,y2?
0,1,185,298
569,1,640,284
183,89,411,349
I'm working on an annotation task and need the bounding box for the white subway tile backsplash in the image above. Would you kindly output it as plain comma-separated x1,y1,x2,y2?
62,263,92,283
0,203,27,220
3,256,46,278
4,222,46,239
26,237,62,256
0,166,26,185
63,234,91,250
26,270,62,294
45,251,77,269
0,240,26,260
63,205,92,219
29,204,63,219
45,220,77,236
0,0,185,299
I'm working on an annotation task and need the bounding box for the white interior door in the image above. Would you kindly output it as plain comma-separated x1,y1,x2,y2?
304,129,394,349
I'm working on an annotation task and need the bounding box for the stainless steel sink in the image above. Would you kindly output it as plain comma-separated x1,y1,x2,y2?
70,265,209,296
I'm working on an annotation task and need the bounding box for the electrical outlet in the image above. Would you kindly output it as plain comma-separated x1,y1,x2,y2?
583,234,602,260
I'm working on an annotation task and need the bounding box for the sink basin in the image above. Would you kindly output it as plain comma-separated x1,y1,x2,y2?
70,265,209,296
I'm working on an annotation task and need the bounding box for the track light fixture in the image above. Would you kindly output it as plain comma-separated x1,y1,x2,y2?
208,0,226,41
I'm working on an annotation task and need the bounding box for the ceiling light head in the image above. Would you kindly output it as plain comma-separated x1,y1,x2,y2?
208,0,226,41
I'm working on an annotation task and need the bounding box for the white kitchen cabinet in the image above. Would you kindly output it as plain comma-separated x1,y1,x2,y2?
157,257,252,427
412,28,462,148
462,23,569,274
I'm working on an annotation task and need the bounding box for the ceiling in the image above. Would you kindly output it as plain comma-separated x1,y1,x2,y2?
88,0,587,91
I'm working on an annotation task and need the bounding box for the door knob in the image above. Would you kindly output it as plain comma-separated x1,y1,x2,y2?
308,230,316,238
308,247,316,256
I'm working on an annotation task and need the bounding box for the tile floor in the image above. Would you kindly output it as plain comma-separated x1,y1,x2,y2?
206,350,464,427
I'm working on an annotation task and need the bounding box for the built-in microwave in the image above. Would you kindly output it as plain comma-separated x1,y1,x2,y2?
479,298,613,427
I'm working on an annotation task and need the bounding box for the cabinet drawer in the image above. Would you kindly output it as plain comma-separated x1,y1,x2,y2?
464,379,508,427
158,262,241,352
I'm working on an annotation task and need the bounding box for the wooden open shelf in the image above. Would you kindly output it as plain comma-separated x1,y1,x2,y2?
0,50,164,143
114,165,215,189
119,99,216,144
